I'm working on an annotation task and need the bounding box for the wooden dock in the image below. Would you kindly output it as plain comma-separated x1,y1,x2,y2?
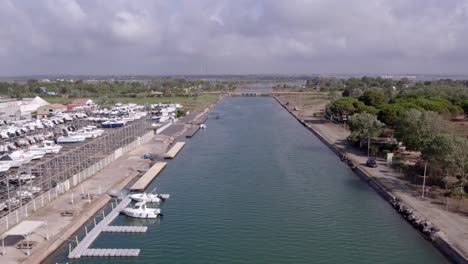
195,115,208,125
102,226,148,233
69,196,144,259
130,162,167,191
186,126,200,138
80,248,140,257
164,142,185,159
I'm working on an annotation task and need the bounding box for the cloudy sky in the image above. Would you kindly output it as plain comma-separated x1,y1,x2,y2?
1,0,467,76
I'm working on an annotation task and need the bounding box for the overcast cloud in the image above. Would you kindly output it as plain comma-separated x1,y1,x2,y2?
0,0,467,76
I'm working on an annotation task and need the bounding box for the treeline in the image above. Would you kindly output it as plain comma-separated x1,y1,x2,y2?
323,76,468,194
324,77,468,124
0,78,238,98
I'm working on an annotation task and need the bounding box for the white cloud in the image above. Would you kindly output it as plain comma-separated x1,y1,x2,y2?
0,0,467,75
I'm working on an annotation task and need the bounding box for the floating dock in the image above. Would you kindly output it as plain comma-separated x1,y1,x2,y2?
79,248,140,257
164,142,185,159
130,162,167,191
68,196,144,259
195,115,208,125
186,126,200,138
102,226,148,233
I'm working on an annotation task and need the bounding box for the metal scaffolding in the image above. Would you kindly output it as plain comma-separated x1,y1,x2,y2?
0,117,151,221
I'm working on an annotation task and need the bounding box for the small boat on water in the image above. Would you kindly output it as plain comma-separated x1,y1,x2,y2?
199,124,206,129
129,192,170,203
121,201,161,219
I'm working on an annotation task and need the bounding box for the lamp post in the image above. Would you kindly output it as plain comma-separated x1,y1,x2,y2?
422,162,427,198
367,132,371,158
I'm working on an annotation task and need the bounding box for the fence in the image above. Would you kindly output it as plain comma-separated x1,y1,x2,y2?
0,131,154,234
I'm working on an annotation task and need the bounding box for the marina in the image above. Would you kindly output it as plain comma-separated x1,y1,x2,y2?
46,96,450,264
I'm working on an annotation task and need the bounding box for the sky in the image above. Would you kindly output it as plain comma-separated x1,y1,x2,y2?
0,0,468,76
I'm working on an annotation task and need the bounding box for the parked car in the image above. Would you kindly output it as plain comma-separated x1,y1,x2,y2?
366,158,378,168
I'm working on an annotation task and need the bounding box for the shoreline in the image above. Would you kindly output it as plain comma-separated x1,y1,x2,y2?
272,95,468,264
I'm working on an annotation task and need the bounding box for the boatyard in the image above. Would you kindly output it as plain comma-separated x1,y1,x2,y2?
0,97,214,263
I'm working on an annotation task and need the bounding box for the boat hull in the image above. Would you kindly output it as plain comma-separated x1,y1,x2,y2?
122,208,160,219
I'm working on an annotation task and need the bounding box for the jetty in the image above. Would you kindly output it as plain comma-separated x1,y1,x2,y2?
68,196,146,259
164,142,185,159
130,162,167,191
186,126,200,138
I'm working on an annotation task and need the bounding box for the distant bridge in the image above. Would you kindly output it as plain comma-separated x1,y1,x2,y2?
212,91,324,97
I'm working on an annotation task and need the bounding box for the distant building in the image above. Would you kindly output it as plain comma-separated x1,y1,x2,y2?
37,104,67,118
71,98,94,106
20,96,50,113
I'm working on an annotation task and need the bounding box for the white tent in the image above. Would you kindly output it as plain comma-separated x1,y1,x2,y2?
2,220,48,256
20,96,50,113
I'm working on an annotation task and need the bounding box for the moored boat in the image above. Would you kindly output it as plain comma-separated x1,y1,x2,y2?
121,201,161,219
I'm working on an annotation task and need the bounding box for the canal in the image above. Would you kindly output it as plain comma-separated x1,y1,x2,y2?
47,96,449,263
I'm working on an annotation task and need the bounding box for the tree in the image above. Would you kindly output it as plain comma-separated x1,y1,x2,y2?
358,90,386,107
421,134,455,189
394,110,447,151
462,100,468,117
348,113,384,156
451,137,468,193
326,97,357,120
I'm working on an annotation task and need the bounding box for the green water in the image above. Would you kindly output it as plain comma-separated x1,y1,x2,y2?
46,97,450,263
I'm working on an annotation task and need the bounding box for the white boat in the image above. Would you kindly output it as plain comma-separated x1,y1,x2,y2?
0,153,32,168
27,186,42,194
29,140,62,154
0,156,24,168
21,150,45,160
9,173,36,182
9,150,35,162
129,193,166,203
121,201,161,219
57,134,86,143
200,124,206,129
6,197,20,207
0,163,11,172
16,190,33,199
